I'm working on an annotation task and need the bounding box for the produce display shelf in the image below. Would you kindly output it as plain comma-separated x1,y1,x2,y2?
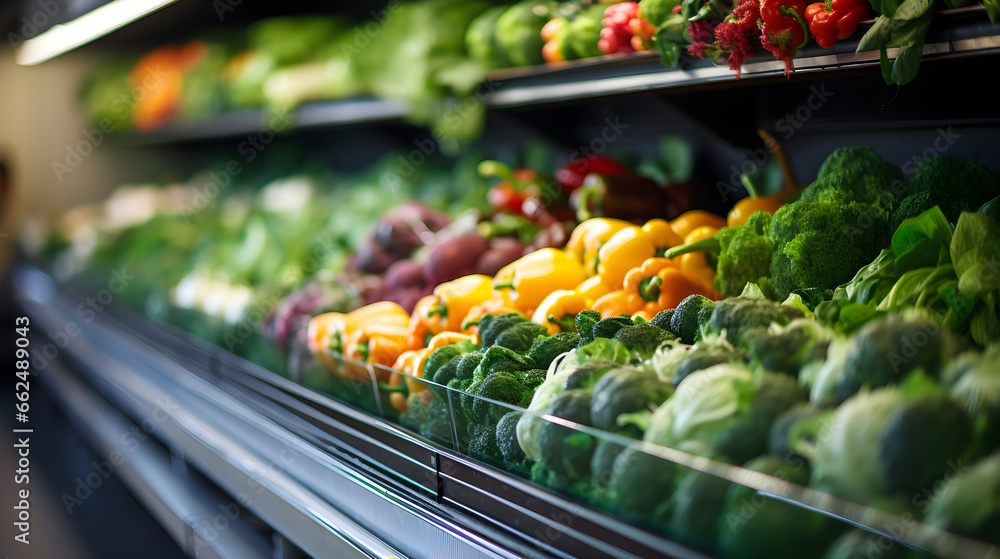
14,265,706,559
17,265,1000,559
484,6,999,107
125,98,412,146
94,6,1000,145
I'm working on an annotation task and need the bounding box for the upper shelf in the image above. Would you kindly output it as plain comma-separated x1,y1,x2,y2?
110,6,999,145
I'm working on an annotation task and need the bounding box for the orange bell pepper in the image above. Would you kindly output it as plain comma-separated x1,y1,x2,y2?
592,258,716,320
677,225,722,297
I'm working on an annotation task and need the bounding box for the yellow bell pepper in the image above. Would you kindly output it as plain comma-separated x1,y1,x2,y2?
424,275,493,333
576,274,612,306
565,217,634,276
677,225,722,297
393,348,431,397
598,218,684,289
592,258,716,320
531,275,614,334
492,248,587,315
669,210,727,239
532,290,587,334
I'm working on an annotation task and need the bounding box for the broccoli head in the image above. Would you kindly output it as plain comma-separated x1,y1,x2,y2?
714,211,777,297
496,411,527,466
670,294,716,344
468,421,502,462
428,355,463,397
909,155,1000,207
475,345,535,378
575,310,601,346
768,199,889,300
454,351,484,383
526,331,580,370
804,146,905,208
889,192,976,232
612,323,677,361
473,371,528,423
493,321,549,353
590,367,674,437
400,390,433,434
478,312,529,348
707,297,804,347
520,369,548,406
648,308,676,332
592,314,635,340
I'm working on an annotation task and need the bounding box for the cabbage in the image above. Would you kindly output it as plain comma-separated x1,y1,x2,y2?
644,363,755,449
516,349,625,462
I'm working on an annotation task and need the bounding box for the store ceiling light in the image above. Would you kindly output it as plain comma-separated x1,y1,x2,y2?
16,0,179,66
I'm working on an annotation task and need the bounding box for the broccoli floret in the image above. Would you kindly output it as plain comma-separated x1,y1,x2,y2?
670,294,716,344
612,323,677,361
475,346,534,378
590,367,673,437
768,199,889,301
493,321,549,353
909,155,1000,207
535,390,597,486
575,310,601,346
648,309,676,332
708,297,804,347
889,192,976,232
468,422,501,461
425,396,457,444
428,355,462,397
520,369,548,407
496,411,527,465
454,351,484,382
592,315,634,340
714,211,777,297
837,312,952,401
473,371,527,423
526,331,580,370
803,146,904,208
478,312,529,348
400,390,434,434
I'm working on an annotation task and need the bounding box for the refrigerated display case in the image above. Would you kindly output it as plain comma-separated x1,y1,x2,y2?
4,1,1000,558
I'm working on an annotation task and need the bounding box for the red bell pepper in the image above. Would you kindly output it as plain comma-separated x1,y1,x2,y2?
805,0,873,49
759,0,810,76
